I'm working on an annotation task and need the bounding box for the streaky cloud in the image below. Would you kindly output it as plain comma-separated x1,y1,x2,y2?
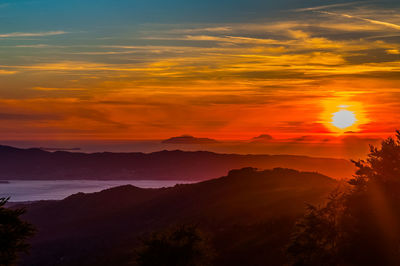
318,11,400,30
294,1,368,12
0,31,68,38
0,69,17,75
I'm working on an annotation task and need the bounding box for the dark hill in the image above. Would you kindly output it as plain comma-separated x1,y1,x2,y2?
0,145,354,180
21,168,338,266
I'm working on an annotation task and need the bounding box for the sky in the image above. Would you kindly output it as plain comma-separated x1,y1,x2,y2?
1,0,400,149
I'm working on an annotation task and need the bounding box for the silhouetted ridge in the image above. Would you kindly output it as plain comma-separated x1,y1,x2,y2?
21,168,337,266
0,145,354,180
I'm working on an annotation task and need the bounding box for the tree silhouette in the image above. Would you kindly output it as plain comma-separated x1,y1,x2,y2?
287,131,400,266
0,197,35,266
135,224,214,266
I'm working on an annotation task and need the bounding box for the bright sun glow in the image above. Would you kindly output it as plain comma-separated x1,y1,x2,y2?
331,110,357,129
321,97,369,133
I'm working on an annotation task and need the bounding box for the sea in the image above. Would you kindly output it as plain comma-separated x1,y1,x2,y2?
0,180,193,202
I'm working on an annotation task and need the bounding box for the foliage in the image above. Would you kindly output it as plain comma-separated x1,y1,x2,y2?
135,224,214,266
287,191,344,266
0,197,35,266
287,131,400,265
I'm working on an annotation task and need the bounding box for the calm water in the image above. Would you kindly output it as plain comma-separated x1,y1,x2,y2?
0,180,193,202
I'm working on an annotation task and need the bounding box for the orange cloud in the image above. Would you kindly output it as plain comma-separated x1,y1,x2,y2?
1,3,400,143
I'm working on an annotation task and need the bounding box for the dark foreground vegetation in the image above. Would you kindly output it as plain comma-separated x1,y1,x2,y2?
3,131,400,265
288,131,400,265
135,224,214,266
0,198,35,266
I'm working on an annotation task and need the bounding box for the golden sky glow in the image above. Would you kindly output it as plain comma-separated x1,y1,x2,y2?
1,1,400,144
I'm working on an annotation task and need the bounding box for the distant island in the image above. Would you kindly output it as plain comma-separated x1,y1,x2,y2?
0,145,355,180
250,134,274,142
0,180,9,184
162,135,220,144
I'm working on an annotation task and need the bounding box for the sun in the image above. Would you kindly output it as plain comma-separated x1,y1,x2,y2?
331,110,357,129
320,99,369,133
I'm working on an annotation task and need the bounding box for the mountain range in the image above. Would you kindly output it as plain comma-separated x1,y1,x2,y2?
0,145,354,180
